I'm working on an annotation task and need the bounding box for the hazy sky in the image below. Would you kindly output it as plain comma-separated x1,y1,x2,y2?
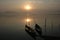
0,0,60,12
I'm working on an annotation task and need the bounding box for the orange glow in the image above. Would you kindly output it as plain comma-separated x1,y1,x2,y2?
24,4,32,10
25,18,31,22
21,2,35,10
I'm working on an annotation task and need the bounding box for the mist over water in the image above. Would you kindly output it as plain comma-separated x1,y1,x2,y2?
0,12,60,40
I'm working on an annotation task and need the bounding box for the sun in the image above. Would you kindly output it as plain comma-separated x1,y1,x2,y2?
24,5,32,10
25,18,31,22
25,18,32,23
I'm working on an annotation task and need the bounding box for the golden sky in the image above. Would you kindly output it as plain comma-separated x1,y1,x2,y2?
0,0,60,11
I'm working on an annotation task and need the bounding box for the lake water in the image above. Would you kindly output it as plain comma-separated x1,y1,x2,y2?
0,13,60,40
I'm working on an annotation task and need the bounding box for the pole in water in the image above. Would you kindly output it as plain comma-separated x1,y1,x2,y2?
45,17,46,35
51,20,53,34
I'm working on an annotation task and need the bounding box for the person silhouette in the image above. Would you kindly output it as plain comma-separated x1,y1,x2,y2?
35,24,42,37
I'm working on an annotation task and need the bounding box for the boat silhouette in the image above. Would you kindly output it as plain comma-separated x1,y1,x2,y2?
25,25,37,40
25,24,60,40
